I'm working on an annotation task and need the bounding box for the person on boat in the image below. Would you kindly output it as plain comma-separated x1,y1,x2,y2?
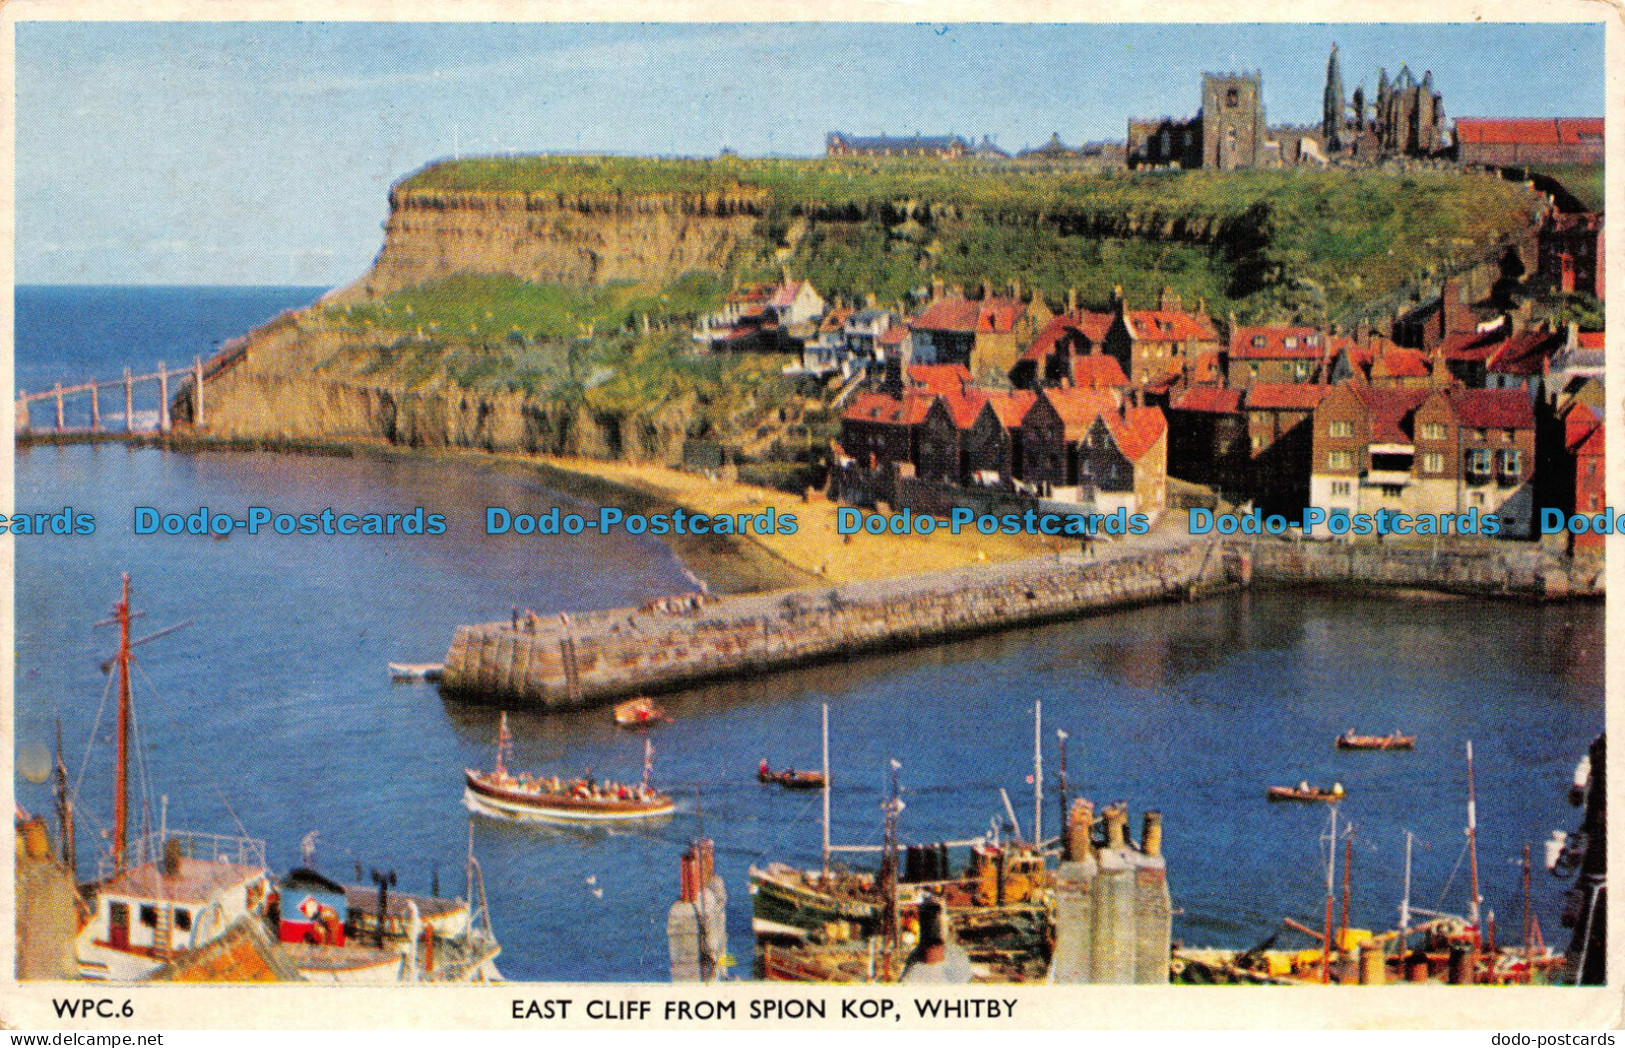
1298,780,1311,793
759,759,770,777
1332,782,1345,796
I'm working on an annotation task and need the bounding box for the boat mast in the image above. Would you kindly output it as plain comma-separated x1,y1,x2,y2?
53,718,75,877
113,573,132,875
1399,830,1414,955
1056,729,1070,854
1340,825,1353,946
1032,700,1043,849
1466,740,1482,931
821,703,830,876
881,760,901,981
494,712,509,778
1521,843,1533,983
643,738,654,790
1321,804,1338,983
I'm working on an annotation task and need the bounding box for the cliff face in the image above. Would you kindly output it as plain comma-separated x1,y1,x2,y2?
340,189,765,302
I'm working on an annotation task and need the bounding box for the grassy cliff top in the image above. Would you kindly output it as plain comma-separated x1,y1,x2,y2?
396,154,1538,224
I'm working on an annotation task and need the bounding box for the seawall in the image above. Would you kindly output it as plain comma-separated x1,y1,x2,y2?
441,542,1235,708
441,537,1602,708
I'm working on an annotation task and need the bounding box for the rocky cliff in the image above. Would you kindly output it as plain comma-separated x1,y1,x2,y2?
336,188,765,302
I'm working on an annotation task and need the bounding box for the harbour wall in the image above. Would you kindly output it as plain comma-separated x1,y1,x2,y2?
441,542,1233,708
441,536,1602,709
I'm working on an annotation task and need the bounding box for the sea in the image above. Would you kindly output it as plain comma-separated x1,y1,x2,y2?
13,285,1607,982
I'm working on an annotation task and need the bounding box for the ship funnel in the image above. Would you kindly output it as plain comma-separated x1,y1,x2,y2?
1141,811,1163,858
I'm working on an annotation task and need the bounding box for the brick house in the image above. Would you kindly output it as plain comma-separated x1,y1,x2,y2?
1556,401,1606,552
1101,290,1222,386
1454,117,1605,167
1410,387,1537,536
909,296,1026,385
1019,387,1123,494
1226,325,1326,388
1538,208,1605,302
1245,383,1334,514
1009,311,1118,389
915,390,988,486
1308,383,1431,536
839,392,933,469
1486,326,1566,398
1167,387,1246,490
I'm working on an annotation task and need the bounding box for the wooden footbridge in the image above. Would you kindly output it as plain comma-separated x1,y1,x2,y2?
16,346,235,438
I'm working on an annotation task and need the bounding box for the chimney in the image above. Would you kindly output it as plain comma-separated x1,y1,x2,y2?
1159,287,1182,313
1141,811,1163,858
1009,277,1022,301
980,280,991,300
163,836,185,878
865,291,878,308
1441,277,1470,337
931,276,944,302
1067,286,1078,314
1356,318,1372,347
1104,804,1129,850
1065,798,1095,861
1111,285,1126,314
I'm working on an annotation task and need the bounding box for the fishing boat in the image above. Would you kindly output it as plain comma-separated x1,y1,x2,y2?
612,696,666,728
1267,782,1346,803
70,576,503,984
1336,730,1415,751
758,761,826,790
463,713,675,822
389,662,444,682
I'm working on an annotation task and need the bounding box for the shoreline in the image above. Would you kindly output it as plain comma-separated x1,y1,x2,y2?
17,429,1604,609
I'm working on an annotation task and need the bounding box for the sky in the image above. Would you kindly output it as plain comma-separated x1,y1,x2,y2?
15,21,1606,287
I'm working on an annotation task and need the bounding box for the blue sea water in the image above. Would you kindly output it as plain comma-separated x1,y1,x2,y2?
12,286,1606,981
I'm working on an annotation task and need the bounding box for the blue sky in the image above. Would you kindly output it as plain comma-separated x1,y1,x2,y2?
16,22,1606,287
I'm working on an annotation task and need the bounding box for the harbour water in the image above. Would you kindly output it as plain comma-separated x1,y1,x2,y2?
13,287,1605,981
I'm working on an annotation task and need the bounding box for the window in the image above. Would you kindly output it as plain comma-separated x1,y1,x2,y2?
1284,337,1298,349
174,908,192,932
1471,492,1486,506
139,905,158,928
1423,453,1445,474
1592,494,1604,510
1588,461,1599,476
1331,481,1351,497
1251,335,1267,348
1226,88,1239,106
1328,421,1354,438
1328,451,1354,470
1502,429,1515,444
1466,448,1492,480
1252,434,1265,452
1497,448,1522,479
1420,422,1446,441
1382,484,1404,498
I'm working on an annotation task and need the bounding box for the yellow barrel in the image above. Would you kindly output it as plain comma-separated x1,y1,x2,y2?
21,818,49,859
1359,942,1386,985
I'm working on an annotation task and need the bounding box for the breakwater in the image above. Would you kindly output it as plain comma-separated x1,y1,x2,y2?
441,541,1232,707
441,536,1604,708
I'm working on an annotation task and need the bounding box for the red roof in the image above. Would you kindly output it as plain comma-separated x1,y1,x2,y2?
1564,402,1604,455
878,323,910,347
1455,118,1605,146
1104,407,1167,463
984,389,1038,429
1230,326,1325,359
1577,331,1605,351
1127,310,1218,343
1071,353,1129,388
1487,330,1564,377
1041,387,1121,440
912,297,1023,335
1438,325,1508,362
1246,383,1333,411
1191,350,1224,384
1173,387,1244,414
1437,387,1535,430
1021,311,1116,363
906,363,973,395
1349,385,1431,444
937,389,989,430
843,392,934,426
1371,347,1431,379
768,282,808,309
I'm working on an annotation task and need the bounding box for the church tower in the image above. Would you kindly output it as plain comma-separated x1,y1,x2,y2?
1322,44,1345,151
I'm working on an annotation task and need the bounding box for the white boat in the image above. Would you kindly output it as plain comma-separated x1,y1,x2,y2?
463,713,675,823
389,662,444,682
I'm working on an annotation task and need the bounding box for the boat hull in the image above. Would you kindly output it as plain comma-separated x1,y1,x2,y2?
1267,787,1343,803
463,773,674,822
1336,735,1416,750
